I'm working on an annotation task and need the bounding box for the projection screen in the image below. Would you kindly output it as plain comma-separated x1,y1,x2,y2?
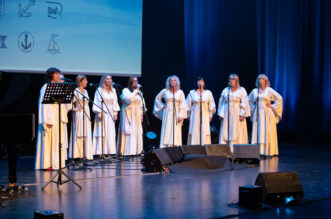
0,0,143,76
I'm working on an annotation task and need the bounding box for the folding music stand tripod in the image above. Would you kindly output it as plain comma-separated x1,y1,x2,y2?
41,82,81,190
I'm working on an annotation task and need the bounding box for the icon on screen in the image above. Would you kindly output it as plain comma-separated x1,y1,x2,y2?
18,31,34,53
0,35,7,49
18,0,35,18
0,0,4,19
47,33,60,54
46,1,63,19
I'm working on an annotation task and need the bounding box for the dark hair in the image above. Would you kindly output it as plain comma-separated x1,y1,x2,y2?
45,67,60,83
127,76,138,90
196,76,206,89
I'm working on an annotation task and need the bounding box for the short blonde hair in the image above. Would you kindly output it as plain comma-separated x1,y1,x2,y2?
228,73,240,89
255,74,270,88
99,74,113,90
76,74,87,86
165,75,181,90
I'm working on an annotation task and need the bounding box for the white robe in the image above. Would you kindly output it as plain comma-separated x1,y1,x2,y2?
153,89,187,148
218,86,250,152
35,84,68,170
92,87,120,155
117,88,145,156
69,88,93,160
248,87,283,156
186,90,216,145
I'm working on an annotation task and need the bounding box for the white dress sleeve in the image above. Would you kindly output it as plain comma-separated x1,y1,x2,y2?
153,89,166,120
269,87,283,123
207,90,216,118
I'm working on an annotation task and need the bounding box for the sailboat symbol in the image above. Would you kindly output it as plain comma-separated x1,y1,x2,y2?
47,33,60,54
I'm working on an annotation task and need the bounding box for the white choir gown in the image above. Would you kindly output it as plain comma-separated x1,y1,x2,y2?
153,89,187,148
35,84,69,170
186,89,216,145
218,86,250,152
69,88,93,160
92,87,120,155
248,87,283,156
117,88,145,156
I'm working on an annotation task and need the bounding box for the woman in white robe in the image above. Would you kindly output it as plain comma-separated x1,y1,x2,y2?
35,68,68,170
117,77,145,156
218,74,250,152
186,77,216,145
69,75,93,160
153,75,187,148
248,74,283,156
92,74,120,155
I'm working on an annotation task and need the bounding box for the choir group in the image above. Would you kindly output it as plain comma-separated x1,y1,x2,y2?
35,68,283,170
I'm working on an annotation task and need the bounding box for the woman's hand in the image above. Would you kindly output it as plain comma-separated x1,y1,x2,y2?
239,116,245,121
178,117,183,123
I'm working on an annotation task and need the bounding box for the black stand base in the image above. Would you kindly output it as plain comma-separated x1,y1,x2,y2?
68,159,93,171
42,169,81,190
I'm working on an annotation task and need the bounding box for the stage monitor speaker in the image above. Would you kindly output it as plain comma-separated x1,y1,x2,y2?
255,172,304,204
205,144,232,159
141,147,184,172
233,144,260,162
181,145,206,155
164,147,184,163
239,185,263,209
168,156,233,173
34,210,63,219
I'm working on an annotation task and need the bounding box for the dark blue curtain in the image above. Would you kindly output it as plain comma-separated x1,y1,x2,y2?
257,0,331,141
185,0,331,142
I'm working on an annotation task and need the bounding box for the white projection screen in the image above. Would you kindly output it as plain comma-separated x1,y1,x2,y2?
0,0,142,76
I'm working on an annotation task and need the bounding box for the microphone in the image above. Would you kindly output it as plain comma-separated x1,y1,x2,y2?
170,81,174,89
89,82,99,87
112,82,122,87
198,81,202,89
60,77,73,82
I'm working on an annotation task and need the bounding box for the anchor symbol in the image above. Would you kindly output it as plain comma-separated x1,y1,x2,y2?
21,33,31,50
18,31,34,52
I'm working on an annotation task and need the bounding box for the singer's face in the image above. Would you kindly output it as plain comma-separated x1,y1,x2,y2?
52,72,60,82
259,77,266,87
229,77,236,87
170,78,177,87
132,77,138,87
197,79,205,88
59,75,64,83
104,76,112,86
81,78,88,88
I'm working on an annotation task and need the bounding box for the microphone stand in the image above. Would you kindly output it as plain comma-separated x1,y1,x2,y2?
95,86,116,163
256,86,260,149
70,89,102,167
228,86,231,152
199,86,203,145
138,89,149,155
172,86,177,147
68,93,93,171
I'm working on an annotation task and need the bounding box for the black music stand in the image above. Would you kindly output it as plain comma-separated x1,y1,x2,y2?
41,82,81,190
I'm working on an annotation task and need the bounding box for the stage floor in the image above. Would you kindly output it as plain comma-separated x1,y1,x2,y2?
0,143,330,219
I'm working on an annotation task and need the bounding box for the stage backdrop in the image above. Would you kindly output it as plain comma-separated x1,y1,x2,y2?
0,0,142,76
184,0,331,143
1,0,331,154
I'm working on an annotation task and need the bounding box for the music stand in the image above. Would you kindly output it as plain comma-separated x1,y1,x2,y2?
41,82,81,190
